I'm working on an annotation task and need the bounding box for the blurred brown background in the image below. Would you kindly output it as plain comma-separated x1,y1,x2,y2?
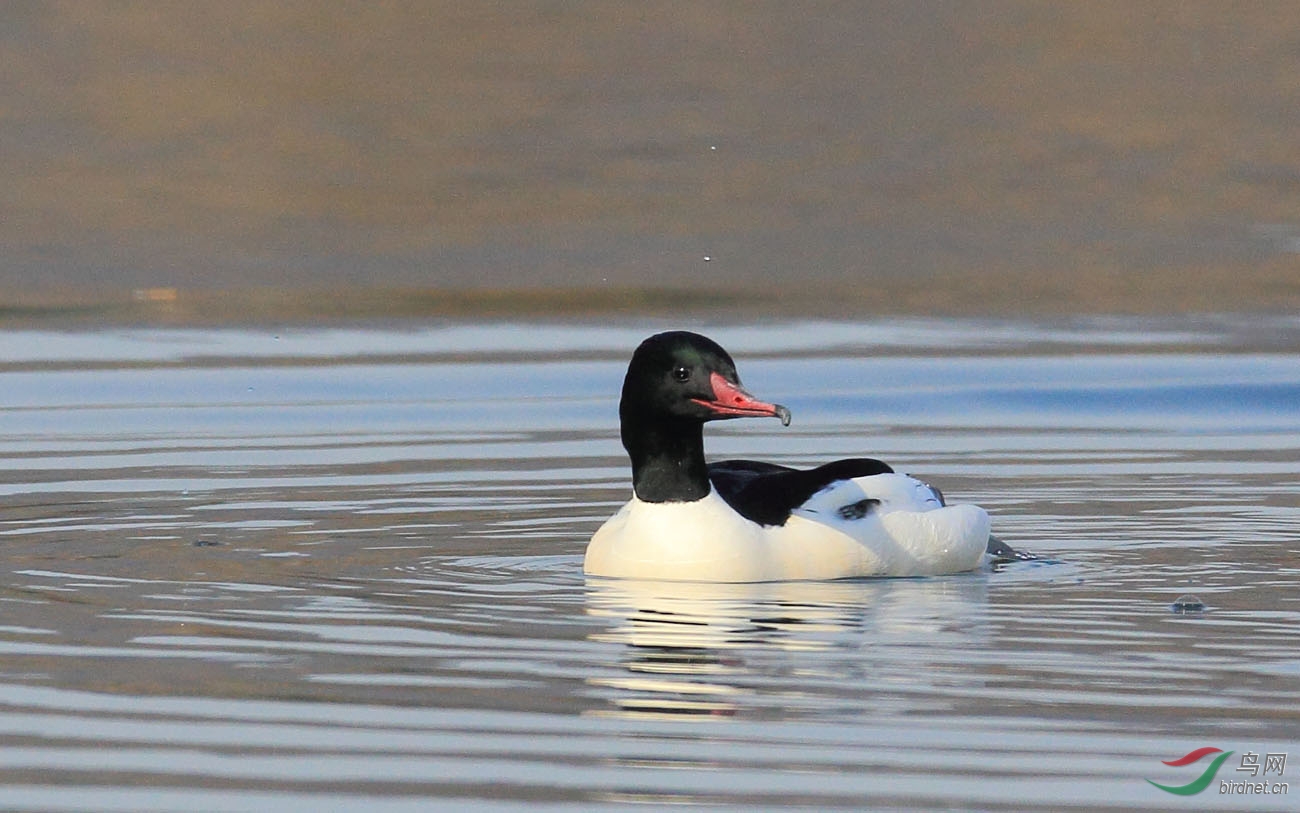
3,1,1300,319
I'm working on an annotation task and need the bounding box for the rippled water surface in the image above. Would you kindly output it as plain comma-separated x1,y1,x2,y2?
0,316,1298,811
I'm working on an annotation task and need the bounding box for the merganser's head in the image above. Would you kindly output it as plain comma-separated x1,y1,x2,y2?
620,331,791,426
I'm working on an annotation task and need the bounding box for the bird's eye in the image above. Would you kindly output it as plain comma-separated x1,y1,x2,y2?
671,365,691,382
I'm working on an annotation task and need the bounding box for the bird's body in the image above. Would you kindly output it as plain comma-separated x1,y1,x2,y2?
587,479,990,582
584,331,1005,582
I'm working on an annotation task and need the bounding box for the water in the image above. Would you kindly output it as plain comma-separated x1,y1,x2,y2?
0,316,1297,811
8,5,1300,318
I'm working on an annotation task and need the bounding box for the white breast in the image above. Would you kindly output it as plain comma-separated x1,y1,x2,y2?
585,490,773,582
584,474,990,582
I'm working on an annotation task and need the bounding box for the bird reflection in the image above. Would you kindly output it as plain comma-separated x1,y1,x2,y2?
584,576,989,720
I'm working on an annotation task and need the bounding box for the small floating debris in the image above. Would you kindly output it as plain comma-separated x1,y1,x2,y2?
132,287,178,303
1171,594,1206,614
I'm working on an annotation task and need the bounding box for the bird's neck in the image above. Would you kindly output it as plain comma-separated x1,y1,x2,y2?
622,415,711,503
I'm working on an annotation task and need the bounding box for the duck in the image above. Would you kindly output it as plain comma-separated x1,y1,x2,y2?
584,330,1013,582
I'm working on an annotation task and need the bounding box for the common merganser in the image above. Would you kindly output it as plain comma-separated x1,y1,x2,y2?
584,331,1009,581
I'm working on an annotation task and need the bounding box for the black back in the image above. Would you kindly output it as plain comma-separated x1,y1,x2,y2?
708,457,894,527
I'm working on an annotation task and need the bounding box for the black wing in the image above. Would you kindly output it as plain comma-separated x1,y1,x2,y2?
707,458,894,527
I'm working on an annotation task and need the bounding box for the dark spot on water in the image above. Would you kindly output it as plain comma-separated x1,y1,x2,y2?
1171,594,1206,614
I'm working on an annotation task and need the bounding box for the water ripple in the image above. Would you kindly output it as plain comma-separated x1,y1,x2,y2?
0,320,1297,810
